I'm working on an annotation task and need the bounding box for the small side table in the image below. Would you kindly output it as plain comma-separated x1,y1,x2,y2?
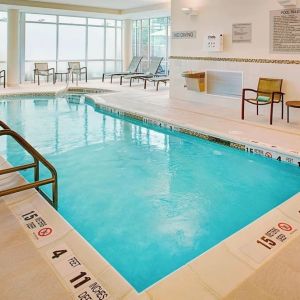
55,72,69,84
286,101,300,123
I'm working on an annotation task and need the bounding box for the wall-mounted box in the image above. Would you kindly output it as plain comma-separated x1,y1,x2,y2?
182,71,206,92
204,34,224,52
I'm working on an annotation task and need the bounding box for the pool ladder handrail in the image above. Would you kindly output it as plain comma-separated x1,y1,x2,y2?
0,120,58,209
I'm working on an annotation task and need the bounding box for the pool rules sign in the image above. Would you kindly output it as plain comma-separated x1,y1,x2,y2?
270,9,300,53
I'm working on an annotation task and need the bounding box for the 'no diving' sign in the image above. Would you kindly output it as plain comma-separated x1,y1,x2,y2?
38,227,53,237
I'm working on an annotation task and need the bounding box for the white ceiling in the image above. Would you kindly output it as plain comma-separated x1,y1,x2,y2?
29,0,170,10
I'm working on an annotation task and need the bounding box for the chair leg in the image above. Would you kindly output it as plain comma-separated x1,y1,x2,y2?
85,72,87,83
144,79,147,89
130,78,132,87
281,99,284,119
287,105,290,123
4,75,5,88
241,98,245,120
256,101,259,115
47,75,49,83
120,76,123,85
111,75,113,84
72,73,74,83
102,73,105,82
270,101,274,125
38,75,40,86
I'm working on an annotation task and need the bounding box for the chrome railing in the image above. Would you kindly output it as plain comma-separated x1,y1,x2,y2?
0,121,58,209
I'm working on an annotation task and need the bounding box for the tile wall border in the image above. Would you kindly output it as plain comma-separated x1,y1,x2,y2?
169,56,300,65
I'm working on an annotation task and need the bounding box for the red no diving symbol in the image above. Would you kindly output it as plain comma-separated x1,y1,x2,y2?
38,227,53,237
278,222,293,232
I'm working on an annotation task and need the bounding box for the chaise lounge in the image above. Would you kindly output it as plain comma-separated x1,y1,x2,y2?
122,57,163,87
102,56,143,84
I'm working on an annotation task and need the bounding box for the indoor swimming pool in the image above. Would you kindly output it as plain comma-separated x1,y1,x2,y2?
1,95,300,292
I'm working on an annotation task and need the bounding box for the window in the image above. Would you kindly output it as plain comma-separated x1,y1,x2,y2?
25,23,57,61
58,25,86,60
23,13,122,81
0,12,7,70
132,17,170,74
59,16,86,25
88,27,104,59
26,13,56,23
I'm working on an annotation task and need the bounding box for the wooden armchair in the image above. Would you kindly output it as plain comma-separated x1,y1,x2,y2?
68,62,87,83
0,70,5,88
241,78,285,125
34,63,55,85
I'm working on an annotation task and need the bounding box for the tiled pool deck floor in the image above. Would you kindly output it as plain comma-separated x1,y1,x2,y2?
1,80,300,299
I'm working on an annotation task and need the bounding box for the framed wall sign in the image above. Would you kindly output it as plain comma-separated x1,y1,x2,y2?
270,9,300,53
232,23,252,43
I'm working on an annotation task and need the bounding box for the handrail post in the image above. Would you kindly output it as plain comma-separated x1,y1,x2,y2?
34,159,39,182
52,180,58,210
34,159,40,192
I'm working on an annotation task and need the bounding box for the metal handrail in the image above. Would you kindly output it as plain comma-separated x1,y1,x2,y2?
0,122,58,209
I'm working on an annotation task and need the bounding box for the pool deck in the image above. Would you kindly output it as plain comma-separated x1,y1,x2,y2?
1,80,300,299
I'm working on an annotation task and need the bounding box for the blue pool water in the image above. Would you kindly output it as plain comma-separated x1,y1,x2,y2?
1,96,300,291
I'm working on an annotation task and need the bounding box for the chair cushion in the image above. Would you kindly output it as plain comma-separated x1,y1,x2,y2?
257,96,270,102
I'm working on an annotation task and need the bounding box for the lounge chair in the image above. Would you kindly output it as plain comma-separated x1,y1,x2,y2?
0,70,5,88
122,57,164,87
34,63,55,85
242,78,285,125
143,76,170,91
102,56,143,83
68,62,87,83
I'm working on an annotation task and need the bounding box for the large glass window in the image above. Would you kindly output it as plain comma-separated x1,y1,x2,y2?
132,17,170,74
25,23,57,61
24,13,122,81
0,12,7,70
58,25,86,60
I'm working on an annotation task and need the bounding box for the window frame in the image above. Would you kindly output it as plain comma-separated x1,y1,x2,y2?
22,12,123,81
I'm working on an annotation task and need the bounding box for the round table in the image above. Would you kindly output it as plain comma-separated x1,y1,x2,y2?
286,101,300,123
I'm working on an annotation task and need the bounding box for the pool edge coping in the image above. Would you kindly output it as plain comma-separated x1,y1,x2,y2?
84,93,300,168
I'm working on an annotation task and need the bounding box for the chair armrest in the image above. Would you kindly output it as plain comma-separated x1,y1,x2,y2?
80,67,87,71
47,68,55,72
273,91,285,96
0,70,5,76
272,91,285,101
242,88,258,100
243,88,258,93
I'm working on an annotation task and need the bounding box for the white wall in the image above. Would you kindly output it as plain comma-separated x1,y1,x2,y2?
170,0,300,101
